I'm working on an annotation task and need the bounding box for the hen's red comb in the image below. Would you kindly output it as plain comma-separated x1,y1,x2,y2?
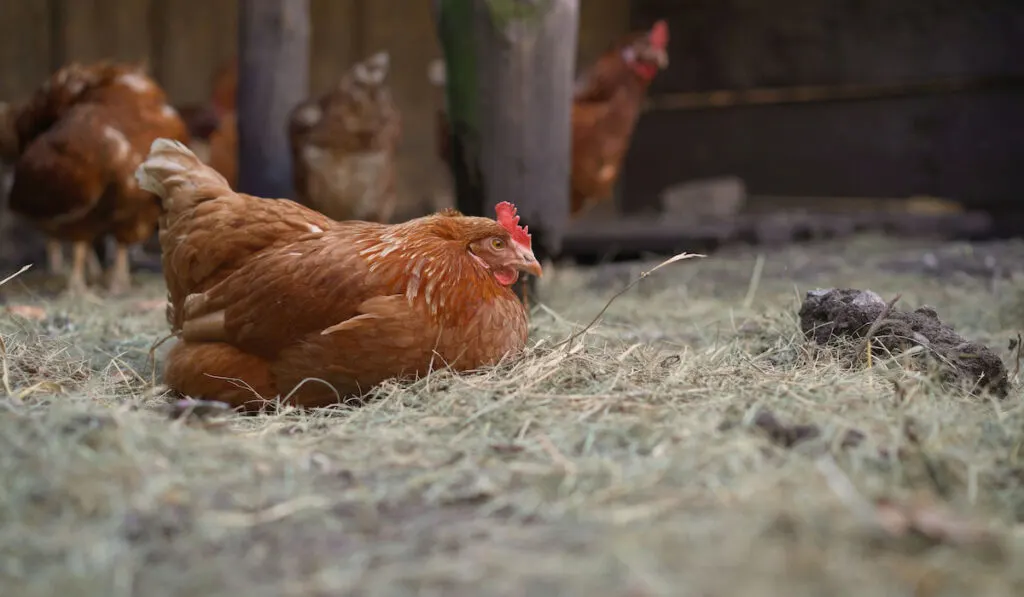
649,20,669,49
495,202,532,249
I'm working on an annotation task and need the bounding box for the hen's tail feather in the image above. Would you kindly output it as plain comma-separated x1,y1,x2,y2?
135,137,231,215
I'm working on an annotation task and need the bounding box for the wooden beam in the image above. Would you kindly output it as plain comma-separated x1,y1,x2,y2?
237,0,310,198
645,75,1024,113
435,0,578,258
561,211,994,259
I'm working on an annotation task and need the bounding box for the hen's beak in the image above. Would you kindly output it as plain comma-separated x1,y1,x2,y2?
514,245,543,278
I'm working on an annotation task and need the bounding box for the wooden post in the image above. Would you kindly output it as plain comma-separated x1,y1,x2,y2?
237,0,310,199
434,0,578,260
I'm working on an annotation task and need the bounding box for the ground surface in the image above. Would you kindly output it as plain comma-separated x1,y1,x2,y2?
2,234,1024,597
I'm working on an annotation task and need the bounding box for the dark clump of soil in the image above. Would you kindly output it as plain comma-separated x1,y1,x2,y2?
718,407,866,451
798,288,1009,398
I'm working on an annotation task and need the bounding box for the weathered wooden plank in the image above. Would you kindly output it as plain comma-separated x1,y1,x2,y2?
645,75,1024,112
622,89,1024,211
155,0,237,104
363,0,447,219
619,0,1024,212
631,0,1024,94
437,0,578,257
56,0,151,66
0,1,52,100
561,210,994,259
309,0,358,95
237,0,311,199
577,0,629,68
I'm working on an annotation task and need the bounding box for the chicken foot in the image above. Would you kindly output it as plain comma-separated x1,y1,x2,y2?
106,243,132,296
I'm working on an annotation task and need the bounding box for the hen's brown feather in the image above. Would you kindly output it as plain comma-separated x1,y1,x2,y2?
163,341,276,407
137,139,528,409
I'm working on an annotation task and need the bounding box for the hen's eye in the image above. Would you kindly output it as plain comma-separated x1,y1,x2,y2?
491,238,505,250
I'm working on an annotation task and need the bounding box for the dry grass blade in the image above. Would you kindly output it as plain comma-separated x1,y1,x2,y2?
742,253,765,309
1012,332,1022,379
0,264,31,287
854,292,902,367
558,251,704,349
147,332,176,386
0,335,11,397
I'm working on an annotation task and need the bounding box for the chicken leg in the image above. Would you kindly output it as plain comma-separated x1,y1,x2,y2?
106,243,132,296
46,239,64,274
66,241,90,295
85,246,103,282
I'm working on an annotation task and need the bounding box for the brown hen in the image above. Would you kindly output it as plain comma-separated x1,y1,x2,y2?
289,51,402,222
430,21,669,218
136,138,541,410
6,62,190,294
571,20,669,215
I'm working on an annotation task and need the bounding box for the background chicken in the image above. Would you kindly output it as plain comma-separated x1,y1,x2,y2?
136,138,540,409
5,62,190,294
289,51,402,223
571,20,669,215
176,58,238,188
430,21,669,219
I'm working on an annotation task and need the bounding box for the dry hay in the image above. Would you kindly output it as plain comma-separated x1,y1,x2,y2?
0,235,1023,597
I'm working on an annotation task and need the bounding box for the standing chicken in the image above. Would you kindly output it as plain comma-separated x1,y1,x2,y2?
136,138,541,409
571,20,669,215
430,21,669,217
289,51,402,223
6,62,190,294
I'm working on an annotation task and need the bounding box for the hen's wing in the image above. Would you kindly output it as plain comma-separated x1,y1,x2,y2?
177,225,389,358
161,194,335,330
174,242,441,407
271,294,439,404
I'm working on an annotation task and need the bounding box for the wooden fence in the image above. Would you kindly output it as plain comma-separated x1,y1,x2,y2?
0,0,629,218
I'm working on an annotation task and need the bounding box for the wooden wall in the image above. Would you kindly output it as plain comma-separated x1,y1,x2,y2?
623,0,1024,211
0,0,630,218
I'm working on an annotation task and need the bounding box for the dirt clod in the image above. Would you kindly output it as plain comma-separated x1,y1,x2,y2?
752,409,821,448
799,288,1009,397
